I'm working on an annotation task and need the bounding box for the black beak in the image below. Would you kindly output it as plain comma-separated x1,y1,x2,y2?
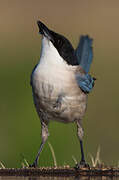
37,21,53,41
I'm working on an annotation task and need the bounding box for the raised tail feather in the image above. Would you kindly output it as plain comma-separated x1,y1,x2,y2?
75,35,93,73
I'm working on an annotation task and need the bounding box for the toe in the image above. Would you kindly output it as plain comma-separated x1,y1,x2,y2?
29,162,38,168
75,161,90,169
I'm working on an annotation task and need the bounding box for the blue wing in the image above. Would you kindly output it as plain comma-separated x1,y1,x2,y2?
76,73,95,93
75,35,93,73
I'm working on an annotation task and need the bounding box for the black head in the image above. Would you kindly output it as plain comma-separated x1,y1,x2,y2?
37,21,78,65
37,21,53,41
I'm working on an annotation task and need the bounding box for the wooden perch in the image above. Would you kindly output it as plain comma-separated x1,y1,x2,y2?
0,167,119,177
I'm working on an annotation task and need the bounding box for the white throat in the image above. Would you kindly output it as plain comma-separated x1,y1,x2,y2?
32,36,73,89
39,36,65,67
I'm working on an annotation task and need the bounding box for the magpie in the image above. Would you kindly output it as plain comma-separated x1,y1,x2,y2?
30,21,96,168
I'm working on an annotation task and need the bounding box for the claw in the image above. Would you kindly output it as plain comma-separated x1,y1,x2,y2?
75,160,90,169
29,162,38,168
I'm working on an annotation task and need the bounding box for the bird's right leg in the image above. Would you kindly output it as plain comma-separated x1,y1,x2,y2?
30,120,49,168
75,120,89,169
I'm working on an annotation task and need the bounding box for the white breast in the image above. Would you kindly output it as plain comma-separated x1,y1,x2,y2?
33,36,74,88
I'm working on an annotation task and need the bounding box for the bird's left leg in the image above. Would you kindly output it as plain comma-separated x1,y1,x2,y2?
30,120,49,167
75,120,89,168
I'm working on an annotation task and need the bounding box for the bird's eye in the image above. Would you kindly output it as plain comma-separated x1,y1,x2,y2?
58,39,62,47
58,39,60,44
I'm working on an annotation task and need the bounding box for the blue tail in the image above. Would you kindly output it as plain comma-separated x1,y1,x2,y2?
75,35,93,73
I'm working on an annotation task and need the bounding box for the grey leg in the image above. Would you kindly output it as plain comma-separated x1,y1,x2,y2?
75,120,89,168
30,121,49,167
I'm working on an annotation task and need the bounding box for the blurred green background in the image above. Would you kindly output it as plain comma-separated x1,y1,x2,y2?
0,0,119,168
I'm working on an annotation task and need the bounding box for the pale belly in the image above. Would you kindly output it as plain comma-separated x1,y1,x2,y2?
31,62,87,123
32,77,87,123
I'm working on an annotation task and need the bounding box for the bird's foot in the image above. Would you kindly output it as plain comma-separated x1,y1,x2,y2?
75,160,90,169
29,161,38,168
